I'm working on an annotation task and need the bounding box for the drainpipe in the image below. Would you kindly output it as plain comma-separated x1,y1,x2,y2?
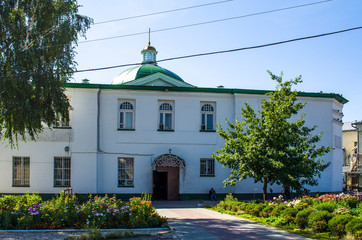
96,88,101,193
232,89,236,123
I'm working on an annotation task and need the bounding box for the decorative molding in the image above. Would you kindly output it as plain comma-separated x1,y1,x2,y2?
152,154,186,169
122,72,194,87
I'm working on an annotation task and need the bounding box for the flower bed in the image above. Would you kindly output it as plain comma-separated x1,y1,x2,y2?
0,193,167,230
214,193,362,239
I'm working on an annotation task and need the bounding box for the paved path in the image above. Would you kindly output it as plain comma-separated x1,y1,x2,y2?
154,201,310,240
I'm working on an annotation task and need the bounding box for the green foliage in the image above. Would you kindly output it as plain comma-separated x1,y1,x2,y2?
354,230,362,240
270,204,287,217
328,214,353,237
340,196,360,209
260,205,275,218
308,211,333,227
0,0,92,145
313,202,340,213
345,218,362,236
312,220,328,233
213,71,332,201
281,207,298,218
0,193,166,230
213,193,361,239
295,208,316,229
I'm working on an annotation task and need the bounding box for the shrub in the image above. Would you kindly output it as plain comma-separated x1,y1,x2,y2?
260,205,275,218
295,208,315,229
345,218,362,236
354,230,362,240
224,194,239,202
281,207,298,218
340,195,360,209
312,220,328,233
333,207,351,215
264,216,288,227
328,214,353,237
0,193,166,230
308,211,333,228
246,208,260,217
313,202,339,213
230,202,247,212
270,204,287,217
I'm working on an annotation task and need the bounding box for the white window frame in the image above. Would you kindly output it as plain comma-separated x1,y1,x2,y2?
119,100,135,130
158,101,174,130
13,156,30,187
54,157,71,187
200,158,215,177
118,157,134,187
200,102,216,131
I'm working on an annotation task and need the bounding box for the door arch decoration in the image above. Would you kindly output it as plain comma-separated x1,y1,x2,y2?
152,154,185,169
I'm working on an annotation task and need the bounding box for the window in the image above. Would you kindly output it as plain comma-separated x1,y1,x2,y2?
200,158,215,176
54,113,70,127
201,103,215,130
158,102,174,130
54,157,71,187
54,97,71,128
13,157,30,187
119,101,135,129
118,158,134,187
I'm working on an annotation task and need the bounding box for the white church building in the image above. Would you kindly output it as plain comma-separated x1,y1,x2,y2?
0,42,347,200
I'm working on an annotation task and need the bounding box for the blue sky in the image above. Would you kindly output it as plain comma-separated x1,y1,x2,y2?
74,0,362,122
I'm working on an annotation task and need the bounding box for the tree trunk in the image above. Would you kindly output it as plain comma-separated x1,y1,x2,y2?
263,177,268,202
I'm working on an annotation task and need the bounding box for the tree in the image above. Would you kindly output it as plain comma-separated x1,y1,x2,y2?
0,0,92,145
212,71,332,201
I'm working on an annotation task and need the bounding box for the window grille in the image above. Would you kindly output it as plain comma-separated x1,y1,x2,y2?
120,102,134,110
159,103,172,111
118,158,134,187
13,157,30,186
200,158,215,176
201,104,214,112
54,157,71,187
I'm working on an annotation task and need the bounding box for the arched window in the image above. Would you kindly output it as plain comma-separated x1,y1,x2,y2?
201,103,215,130
119,101,134,129
159,102,173,130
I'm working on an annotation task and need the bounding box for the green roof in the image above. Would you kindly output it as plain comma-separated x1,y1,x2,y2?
112,64,183,85
65,83,348,104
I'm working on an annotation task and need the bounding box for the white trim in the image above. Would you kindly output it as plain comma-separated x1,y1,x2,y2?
118,99,135,129
122,72,194,87
158,100,174,130
200,102,216,131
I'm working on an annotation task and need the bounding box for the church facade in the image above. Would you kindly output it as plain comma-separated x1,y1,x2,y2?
0,43,347,200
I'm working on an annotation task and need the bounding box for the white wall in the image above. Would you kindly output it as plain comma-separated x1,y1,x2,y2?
0,87,343,195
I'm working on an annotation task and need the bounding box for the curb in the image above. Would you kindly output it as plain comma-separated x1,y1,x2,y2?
0,227,170,233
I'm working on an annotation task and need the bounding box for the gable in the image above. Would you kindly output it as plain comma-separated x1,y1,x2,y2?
121,72,194,87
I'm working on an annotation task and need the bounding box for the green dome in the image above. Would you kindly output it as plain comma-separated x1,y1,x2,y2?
112,64,183,85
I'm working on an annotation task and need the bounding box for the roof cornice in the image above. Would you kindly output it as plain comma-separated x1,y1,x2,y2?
65,83,348,104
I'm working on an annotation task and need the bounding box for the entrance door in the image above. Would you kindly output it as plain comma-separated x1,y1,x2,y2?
153,171,168,200
153,166,179,200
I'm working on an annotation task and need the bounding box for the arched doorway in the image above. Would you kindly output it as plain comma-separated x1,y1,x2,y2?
152,154,185,200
